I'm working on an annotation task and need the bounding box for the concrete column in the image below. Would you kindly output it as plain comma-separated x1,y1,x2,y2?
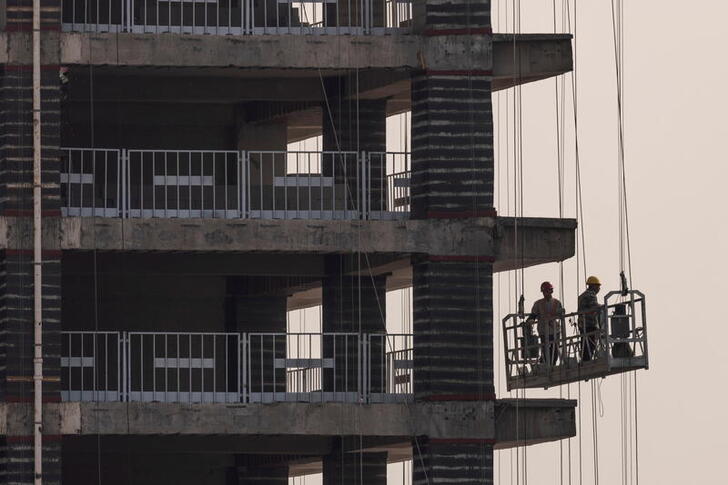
0,2,63,481
236,106,289,216
323,447,387,485
410,1,495,484
321,81,387,213
227,277,288,396
322,255,387,395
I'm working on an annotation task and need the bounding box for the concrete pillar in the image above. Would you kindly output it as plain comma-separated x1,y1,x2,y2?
323,447,387,485
410,1,495,484
322,255,387,395
236,106,289,216
0,2,63,482
321,81,387,213
226,277,288,396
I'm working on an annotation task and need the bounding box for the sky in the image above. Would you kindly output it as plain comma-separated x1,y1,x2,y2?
291,1,728,483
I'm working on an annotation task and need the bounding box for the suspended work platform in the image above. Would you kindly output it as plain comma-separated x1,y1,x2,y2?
502,290,648,391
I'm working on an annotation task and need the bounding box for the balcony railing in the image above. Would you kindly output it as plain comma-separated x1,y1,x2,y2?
59,331,414,403
60,0,412,34
61,148,410,220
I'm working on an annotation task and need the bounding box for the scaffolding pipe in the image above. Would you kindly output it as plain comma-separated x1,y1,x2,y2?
32,0,44,477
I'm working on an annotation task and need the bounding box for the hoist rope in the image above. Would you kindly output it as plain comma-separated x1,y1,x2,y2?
553,1,569,484
610,0,633,287
566,0,588,283
610,3,641,485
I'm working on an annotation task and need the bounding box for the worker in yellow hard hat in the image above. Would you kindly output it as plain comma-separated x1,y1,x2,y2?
578,276,603,361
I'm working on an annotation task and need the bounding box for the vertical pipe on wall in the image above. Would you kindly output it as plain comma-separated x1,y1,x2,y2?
32,0,44,477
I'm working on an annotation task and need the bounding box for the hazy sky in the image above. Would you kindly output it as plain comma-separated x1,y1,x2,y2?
291,1,728,483
488,1,727,483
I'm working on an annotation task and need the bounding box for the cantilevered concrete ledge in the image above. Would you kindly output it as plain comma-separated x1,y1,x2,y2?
0,399,574,450
0,32,570,82
494,217,577,272
492,34,573,90
494,398,577,449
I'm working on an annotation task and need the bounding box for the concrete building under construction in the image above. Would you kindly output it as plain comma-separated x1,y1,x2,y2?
0,0,610,483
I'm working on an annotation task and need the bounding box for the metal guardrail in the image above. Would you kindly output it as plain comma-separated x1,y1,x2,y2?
247,151,361,220
61,331,123,402
366,151,409,220
502,290,648,390
247,332,361,402
366,333,412,402
126,150,243,219
126,332,243,403
61,148,123,217
60,331,415,403
61,148,410,220
60,0,412,34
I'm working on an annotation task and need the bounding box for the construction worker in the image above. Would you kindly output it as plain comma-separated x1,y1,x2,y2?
526,281,564,366
578,276,603,361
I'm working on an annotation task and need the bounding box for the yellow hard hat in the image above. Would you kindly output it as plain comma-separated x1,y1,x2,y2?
586,276,601,286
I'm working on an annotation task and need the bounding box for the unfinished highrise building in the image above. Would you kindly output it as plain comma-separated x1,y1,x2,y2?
0,1,578,483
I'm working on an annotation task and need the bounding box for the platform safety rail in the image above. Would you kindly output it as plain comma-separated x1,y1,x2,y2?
61,148,409,220
502,290,648,390
60,0,412,34
60,331,416,403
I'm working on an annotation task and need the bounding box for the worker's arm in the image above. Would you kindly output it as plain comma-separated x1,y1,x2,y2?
579,292,601,313
524,302,539,335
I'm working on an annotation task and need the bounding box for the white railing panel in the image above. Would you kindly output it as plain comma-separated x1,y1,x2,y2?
366,333,412,403
247,332,362,403
61,148,122,218
61,0,126,32
247,151,362,220
127,332,242,403
61,330,418,402
60,0,410,33
366,151,410,220
61,331,123,402
126,150,242,219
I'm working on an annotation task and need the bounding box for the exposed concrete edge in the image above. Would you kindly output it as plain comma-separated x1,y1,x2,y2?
494,398,577,449
55,32,491,70
497,217,577,230
497,398,578,408
0,401,495,440
494,217,577,271
0,215,575,268
0,216,496,256
492,33,573,42
0,31,566,70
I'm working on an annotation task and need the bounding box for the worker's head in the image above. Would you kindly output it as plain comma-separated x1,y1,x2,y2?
540,281,554,299
586,275,601,293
